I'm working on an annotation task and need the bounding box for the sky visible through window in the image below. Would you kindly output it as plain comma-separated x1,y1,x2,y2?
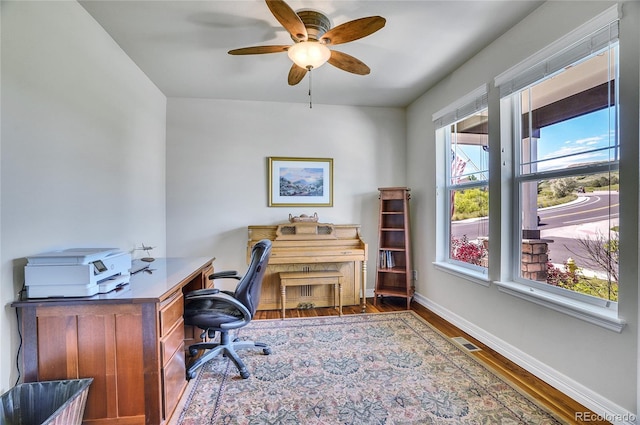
455,108,613,175
537,109,615,170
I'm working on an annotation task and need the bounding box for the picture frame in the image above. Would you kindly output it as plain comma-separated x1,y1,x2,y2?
268,157,333,207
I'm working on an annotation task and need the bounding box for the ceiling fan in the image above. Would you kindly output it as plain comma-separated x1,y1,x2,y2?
228,0,386,86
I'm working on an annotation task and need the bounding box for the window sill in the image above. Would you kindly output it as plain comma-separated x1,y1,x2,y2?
494,280,626,332
433,262,490,287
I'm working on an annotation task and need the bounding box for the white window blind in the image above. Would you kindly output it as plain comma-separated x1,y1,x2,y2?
432,84,488,129
494,5,619,98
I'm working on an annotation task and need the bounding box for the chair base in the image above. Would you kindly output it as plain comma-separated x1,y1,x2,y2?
186,331,271,380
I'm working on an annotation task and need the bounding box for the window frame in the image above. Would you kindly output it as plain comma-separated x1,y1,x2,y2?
493,6,625,332
433,85,490,284
445,116,490,274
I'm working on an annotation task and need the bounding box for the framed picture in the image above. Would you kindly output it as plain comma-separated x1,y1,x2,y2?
268,157,333,207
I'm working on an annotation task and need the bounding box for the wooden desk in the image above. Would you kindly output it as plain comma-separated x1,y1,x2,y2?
12,257,214,425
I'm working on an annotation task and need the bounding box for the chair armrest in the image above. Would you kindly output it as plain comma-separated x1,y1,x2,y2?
207,271,241,294
209,270,241,280
185,288,220,299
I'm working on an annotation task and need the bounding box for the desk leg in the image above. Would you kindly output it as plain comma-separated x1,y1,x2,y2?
281,284,286,320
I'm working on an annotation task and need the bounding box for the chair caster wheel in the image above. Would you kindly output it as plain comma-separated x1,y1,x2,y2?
240,370,250,379
263,348,272,355
186,371,196,380
189,347,198,356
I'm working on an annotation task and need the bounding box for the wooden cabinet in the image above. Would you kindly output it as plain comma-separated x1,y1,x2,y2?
374,187,414,309
32,303,146,423
12,257,213,425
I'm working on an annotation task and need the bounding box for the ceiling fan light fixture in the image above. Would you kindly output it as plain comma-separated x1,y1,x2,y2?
287,41,331,70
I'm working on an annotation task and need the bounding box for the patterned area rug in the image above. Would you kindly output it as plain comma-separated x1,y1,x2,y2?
176,311,565,424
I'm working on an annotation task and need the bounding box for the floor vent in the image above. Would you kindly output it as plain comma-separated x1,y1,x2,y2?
451,336,481,352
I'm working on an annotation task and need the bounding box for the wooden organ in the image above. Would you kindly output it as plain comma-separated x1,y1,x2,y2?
247,222,368,312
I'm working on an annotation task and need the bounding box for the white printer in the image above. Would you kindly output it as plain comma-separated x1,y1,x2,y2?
25,248,132,298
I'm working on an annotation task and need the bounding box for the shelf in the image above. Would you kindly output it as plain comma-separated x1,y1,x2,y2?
375,187,412,310
377,268,407,274
375,288,412,297
381,199,405,213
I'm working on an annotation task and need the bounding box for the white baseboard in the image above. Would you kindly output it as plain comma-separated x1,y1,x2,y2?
412,292,637,425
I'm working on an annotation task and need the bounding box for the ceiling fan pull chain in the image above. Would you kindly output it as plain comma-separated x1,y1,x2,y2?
308,66,313,109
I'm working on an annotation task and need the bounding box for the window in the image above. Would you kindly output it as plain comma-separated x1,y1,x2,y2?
495,6,624,331
434,86,489,280
514,27,618,304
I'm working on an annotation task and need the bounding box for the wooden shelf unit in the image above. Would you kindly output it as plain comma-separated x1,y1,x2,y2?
374,187,414,309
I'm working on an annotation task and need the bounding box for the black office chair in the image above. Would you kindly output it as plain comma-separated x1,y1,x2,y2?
184,239,272,379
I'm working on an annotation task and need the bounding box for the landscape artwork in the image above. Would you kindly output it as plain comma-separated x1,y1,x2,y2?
279,167,324,197
268,157,333,206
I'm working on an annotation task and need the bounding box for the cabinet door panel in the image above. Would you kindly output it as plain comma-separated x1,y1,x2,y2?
36,315,78,381
77,314,117,420
36,306,146,422
114,312,145,417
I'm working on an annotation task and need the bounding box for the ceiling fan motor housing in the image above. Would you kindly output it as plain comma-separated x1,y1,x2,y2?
295,10,331,41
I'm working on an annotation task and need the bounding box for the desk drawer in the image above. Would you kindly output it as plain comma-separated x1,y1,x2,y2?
163,347,186,420
161,318,185,366
160,291,183,337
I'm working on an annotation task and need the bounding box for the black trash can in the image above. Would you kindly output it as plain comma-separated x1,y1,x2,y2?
0,378,92,425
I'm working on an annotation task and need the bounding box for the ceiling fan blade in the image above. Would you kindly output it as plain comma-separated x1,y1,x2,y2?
328,50,370,75
228,45,290,55
266,0,308,42
288,64,308,86
320,16,386,46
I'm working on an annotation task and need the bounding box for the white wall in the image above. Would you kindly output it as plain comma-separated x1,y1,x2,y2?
407,0,638,419
3,0,638,421
0,1,167,391
166,98,406,290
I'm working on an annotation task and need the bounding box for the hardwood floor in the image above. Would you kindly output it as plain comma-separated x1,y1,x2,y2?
255,297,611,425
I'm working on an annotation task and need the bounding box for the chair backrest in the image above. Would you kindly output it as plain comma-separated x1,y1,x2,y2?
233,239,272,317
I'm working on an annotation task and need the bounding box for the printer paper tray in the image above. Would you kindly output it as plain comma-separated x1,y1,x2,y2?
27,274,129,298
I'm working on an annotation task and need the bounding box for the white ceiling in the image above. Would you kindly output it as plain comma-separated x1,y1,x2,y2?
80,0,543,108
